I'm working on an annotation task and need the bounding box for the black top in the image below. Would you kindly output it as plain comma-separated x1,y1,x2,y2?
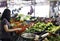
1,18,11,39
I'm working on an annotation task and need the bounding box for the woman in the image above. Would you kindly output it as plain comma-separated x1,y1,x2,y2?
1,8,21,41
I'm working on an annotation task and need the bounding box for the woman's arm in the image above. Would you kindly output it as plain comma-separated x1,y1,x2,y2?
4,24,22,32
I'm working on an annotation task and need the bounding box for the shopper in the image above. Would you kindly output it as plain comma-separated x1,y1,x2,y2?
28,6,33,15
1,8,21,41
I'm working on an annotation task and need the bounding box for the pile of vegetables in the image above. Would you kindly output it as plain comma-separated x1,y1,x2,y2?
25,22,60,33
25,22,60,41
16,14,31,21
16,14,24,21
25,22,46,33
45,23,60,33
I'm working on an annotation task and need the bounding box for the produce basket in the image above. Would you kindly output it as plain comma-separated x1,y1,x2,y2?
21,33,35,41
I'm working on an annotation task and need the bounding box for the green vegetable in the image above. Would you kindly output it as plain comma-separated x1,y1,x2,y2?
48,35,60,41
25,22,46,33
25,22,60,33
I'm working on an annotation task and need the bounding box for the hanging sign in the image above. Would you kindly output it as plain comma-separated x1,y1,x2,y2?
0,0,7,7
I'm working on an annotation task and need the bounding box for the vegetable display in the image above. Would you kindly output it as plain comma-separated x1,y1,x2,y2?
25,22,60,41
25,22,60,34
25,22,46,33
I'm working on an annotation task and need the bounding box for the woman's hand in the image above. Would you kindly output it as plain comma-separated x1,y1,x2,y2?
16,28,22,30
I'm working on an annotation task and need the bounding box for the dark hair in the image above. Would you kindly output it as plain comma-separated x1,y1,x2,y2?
1,8,11,22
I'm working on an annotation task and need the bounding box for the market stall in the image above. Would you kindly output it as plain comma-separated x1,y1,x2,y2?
9,14,60,41
0,0,60,41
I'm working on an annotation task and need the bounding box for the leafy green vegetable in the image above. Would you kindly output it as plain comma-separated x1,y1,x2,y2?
48,35,60,41
25,22,60,33
25,22,46,33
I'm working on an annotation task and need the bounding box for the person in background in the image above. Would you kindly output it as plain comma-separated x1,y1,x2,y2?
28,6,34,15
1,8,21,41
